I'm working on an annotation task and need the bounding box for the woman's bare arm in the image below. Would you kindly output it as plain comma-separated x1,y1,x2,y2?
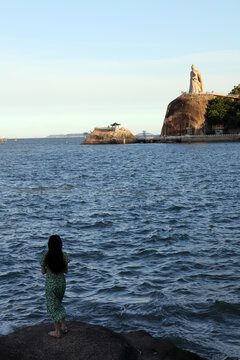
41,266,46,274
64,263,68,274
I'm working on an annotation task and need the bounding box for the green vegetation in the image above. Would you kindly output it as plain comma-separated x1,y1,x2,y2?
229,84,240,96
205,84,240,132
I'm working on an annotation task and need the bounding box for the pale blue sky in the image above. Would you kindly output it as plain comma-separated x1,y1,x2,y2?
0,0,239,138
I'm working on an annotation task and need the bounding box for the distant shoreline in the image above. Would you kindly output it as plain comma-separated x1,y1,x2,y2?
4,134,240,143
47,133,89,138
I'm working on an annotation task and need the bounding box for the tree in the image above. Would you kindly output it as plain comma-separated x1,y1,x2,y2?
229,84,240,96
205,88,240,132
205,97,230,126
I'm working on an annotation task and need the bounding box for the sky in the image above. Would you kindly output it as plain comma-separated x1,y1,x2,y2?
0,0,239,138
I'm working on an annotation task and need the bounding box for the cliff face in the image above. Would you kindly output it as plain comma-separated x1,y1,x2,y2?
82,127,136,145
161,94,216,136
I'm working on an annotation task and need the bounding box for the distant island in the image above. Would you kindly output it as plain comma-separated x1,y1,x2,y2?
135,131,159,139
47,132,89,138
82,123,136,145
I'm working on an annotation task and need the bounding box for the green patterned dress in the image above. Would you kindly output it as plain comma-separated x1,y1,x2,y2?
40,252,70,322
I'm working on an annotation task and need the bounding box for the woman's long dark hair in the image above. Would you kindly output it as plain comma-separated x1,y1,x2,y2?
44,235,66,274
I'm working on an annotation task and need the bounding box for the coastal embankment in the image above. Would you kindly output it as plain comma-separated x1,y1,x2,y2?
136,134,240,144
0,321,205,360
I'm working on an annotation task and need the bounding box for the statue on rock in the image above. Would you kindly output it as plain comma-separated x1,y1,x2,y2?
189,64,205,94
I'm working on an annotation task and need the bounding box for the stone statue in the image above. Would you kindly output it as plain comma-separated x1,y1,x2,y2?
189,64,205,94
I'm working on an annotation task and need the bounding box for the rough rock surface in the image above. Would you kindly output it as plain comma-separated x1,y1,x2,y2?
82,127,136,145
161,94,215,136
0,322,206,360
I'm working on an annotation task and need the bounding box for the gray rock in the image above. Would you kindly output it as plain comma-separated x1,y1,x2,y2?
122,330,205,360
0,322,205,360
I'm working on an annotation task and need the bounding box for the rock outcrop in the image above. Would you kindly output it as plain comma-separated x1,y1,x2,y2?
82,127,136,145
161,94,216,136
0,321,206,360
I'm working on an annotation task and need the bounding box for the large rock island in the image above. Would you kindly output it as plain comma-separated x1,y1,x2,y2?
161,93,216,136
0,321,206,360
161,65,216,136
82,123,137,145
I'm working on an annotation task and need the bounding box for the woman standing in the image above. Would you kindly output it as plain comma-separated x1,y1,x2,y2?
40,235,70,338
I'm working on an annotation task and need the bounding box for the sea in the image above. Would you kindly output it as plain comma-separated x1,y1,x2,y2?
0,138,239,359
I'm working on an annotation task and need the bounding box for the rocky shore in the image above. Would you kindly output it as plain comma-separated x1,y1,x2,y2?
0,321,205,360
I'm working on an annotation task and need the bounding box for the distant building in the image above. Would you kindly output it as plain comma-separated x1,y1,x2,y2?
212,124,224,135
111,123,121,131
95,123,121,132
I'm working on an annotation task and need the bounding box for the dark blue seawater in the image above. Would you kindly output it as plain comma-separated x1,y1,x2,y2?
0,138,240,359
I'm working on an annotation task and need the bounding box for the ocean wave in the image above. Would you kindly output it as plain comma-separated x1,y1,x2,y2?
0,140,240,359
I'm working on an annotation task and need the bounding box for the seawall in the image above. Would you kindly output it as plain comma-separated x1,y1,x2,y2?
135,134,240,144
157,134,240,143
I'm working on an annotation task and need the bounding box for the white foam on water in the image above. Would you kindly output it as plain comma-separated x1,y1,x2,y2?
0,322,14,335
